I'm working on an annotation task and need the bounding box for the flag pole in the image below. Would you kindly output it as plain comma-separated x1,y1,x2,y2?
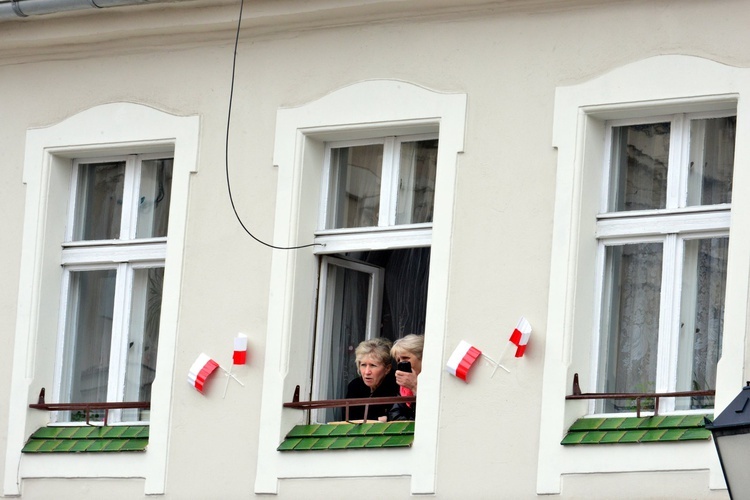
222,364,233,399
221,364,244,399
222,366,244,385
497,341,512,360
482,352,510,377
490,343,514,376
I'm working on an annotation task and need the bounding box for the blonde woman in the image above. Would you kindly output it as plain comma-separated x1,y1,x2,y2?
389,334,424,421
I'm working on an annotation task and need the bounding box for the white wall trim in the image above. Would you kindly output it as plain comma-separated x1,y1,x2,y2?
254,80,466,495
3,102,200,496
538,55,750,495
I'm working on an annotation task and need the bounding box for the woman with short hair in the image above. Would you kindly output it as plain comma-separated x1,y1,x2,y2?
344,338,399,421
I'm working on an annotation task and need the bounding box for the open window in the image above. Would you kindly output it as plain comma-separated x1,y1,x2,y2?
255,80,466,495
313,256,383,422
311,136,435,422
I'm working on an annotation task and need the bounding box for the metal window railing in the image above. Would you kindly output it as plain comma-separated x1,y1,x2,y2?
565,373,715,417
27,388,150,426
283,385,416,422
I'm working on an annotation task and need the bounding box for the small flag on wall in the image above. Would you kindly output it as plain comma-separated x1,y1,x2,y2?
509,317,532,357
446,340,482,382
188,353,220,393
233,333,248,365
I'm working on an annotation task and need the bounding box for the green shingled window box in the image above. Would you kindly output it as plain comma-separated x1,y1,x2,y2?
561,415,712,445
278,422,415,451
22,425,149,453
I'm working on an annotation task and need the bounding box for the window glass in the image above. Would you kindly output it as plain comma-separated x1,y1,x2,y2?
609,123,670,212
61,269,117,422
136,158,173,238
599,243,663,412
675,237,728,409
73,161,125,241
122,266,164,422
396,139,438,224
328,144,384,229
58,154,172,424
687,116,736,207
318,259,377,422
596,113,734,415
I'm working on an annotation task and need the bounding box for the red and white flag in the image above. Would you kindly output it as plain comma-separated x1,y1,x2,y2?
233,333,248,365
188,353,220,393
446,340,482,382
509,317,532,357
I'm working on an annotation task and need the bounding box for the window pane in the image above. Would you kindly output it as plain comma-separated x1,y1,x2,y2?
60,269,116,422
599,243,663,412
73,161,125,241
136,158,173,238
609,123,670,212
122,267,164,421
687,116,735,207
396,139,438,224
327,144,383,229
675,237,728,410
322,262,372,422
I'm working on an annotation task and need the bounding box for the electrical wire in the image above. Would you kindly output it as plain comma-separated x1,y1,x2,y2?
224,0,320,250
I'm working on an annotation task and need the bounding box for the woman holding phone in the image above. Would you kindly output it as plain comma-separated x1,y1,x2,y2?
389,334,424,421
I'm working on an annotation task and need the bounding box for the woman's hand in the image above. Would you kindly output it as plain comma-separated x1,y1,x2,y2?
395,370,418,394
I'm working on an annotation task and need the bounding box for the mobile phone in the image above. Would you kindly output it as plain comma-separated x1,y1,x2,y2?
397,361,412,373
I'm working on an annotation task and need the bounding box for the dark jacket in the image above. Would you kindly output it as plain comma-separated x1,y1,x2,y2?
388,401,416,421
345,372,399,421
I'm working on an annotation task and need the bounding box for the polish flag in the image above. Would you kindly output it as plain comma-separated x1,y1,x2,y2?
509,317,532,357
446,340,482,382
188,353,220,393
233,333,248,365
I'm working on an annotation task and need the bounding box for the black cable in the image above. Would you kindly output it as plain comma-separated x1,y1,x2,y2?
225,0,320,250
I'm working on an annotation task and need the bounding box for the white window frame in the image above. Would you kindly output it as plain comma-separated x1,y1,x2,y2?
537,55,750,496
311,134,436,420
52,153,171,424
319,133,438,232
3,103,199,496
591,112,734,415
255,80,466,495
315,134,437,253
312,255,384,422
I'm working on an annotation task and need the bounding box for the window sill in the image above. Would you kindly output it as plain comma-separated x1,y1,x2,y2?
22,425,149,453
17,425,150,484
278,421,414,451
561,415,711,445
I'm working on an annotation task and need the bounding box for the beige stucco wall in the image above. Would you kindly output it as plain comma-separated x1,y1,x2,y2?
1,0,747,497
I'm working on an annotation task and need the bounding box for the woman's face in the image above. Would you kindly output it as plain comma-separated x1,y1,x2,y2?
396,351,422,376
359,354,390,390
